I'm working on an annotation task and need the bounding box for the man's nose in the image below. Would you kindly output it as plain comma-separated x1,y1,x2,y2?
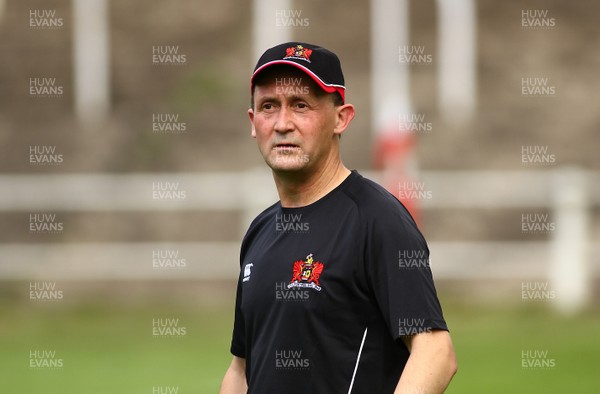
273,105,294,133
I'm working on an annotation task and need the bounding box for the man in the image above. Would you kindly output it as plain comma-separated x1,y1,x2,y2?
220,42,457,393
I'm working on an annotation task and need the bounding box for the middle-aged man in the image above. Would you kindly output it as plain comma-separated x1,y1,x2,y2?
220,42,457,393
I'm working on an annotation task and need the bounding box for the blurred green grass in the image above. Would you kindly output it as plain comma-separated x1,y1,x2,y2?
0,300,233,393
444,301,600,393
1,297,599,393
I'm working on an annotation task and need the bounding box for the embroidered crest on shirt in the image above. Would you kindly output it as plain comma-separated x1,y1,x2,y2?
288,253,324,291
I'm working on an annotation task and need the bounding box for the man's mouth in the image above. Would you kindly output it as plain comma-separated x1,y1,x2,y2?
274,144,300,152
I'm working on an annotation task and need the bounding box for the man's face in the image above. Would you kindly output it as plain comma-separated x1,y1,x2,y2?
248,70,343,174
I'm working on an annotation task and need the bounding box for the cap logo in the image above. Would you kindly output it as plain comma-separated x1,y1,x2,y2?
283,45,312,63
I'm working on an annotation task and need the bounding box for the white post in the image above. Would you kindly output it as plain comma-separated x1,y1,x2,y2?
253,0,292,61
550,167,589,315
72,0,110,128
436,0,476,124
371,0,420,218
371,0,411,134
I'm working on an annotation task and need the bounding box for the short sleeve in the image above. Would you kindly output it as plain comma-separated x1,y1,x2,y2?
364,202,448,340
230,276,246,357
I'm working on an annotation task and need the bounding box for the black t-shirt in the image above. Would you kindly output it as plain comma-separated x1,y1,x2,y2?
230,170,448,393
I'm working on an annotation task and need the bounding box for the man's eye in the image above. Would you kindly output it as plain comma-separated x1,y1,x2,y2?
295,102,308,109
262,103,273,110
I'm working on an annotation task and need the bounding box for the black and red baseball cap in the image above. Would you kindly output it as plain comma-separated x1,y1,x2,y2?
251,42,346,103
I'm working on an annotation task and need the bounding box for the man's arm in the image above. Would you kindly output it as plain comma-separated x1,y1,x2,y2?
219,356,247,394
396,330,457,393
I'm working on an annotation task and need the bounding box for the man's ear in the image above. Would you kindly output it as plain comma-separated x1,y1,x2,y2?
333,104,356,137
248,108,256,138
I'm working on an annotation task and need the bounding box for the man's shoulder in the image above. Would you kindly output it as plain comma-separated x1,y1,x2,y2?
343,171,422,236
344,171,409,215
247,200,279,231
239,201,279,261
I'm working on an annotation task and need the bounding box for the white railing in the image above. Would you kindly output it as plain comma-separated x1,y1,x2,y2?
0,167,597,312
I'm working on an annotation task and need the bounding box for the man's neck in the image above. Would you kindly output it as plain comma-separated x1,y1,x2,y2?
272,159,351,208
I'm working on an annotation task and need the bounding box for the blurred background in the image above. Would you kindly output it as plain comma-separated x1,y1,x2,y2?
1,0,599,392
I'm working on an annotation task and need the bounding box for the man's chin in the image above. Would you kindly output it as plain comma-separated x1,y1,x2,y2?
267,162,307,173
266,153,310,172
